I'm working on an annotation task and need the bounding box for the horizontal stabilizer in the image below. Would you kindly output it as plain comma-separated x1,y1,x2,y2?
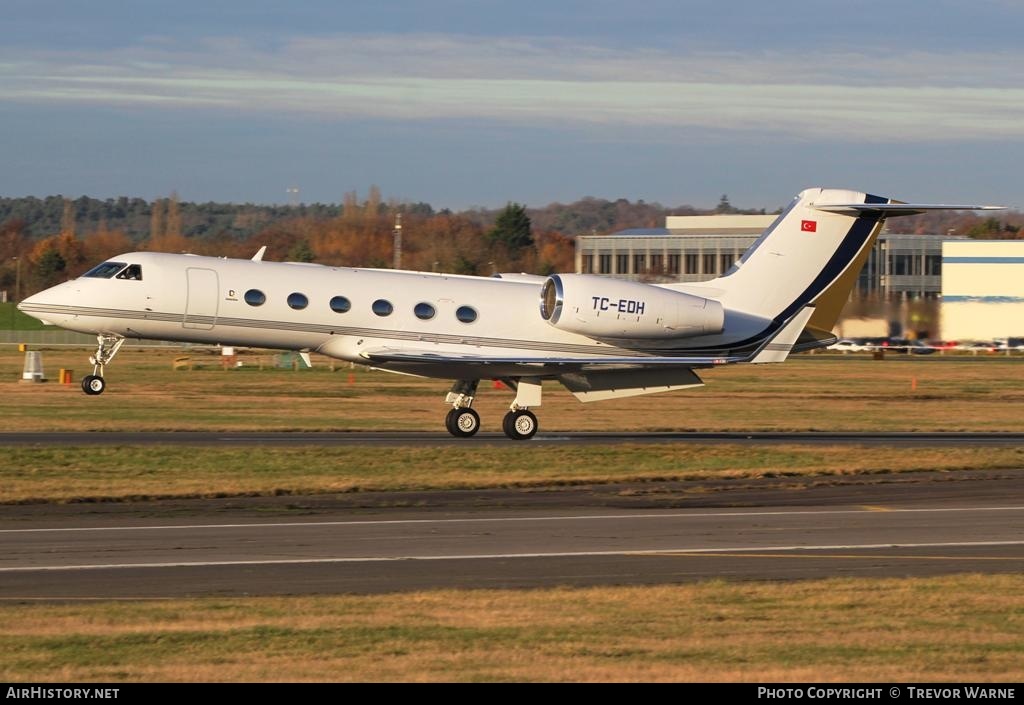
812,203,1004,217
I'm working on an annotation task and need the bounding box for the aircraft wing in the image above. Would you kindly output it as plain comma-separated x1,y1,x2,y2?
358,347,743,371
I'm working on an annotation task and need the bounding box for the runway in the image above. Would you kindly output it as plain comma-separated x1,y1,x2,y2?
3,430,1024,446
2,470,1021,597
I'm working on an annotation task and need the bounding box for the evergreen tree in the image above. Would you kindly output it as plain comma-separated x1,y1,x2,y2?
36,248,66,279
287,240,316,262
488,202,533,251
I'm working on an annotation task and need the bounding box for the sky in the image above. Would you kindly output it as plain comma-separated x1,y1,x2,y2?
2,0,1023,211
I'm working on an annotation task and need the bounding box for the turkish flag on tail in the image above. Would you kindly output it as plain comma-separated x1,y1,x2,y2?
801,220,817,232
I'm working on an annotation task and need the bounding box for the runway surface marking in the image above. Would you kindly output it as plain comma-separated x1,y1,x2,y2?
3,504,1023,534
3,540,1022,573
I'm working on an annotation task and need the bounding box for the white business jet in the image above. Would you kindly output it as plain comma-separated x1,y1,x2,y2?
18,188,1000,439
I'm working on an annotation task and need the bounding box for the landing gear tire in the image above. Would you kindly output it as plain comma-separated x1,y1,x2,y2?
82,334,124,396
445,407,481,438
503,409,538,440
81,375,106,396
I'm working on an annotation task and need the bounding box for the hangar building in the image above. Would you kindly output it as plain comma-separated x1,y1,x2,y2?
941,240,1024,341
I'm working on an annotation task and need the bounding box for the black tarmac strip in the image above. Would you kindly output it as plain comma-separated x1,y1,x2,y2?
3,430,1024,446
1,469,1022,598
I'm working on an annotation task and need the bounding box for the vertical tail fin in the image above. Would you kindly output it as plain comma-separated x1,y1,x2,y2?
700,188,887,332
660,188,1002,353
675,188,1004,337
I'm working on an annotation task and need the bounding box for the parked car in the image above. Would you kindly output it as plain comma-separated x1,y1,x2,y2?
957,341,999,353
828,339,870,353
883,338,936,354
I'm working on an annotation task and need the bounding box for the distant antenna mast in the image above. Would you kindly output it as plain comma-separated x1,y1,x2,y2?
286,186,300,207
393,212,403,270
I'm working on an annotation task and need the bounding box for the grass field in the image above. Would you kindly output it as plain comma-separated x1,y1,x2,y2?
2,575,1021,682
3,347,1023,503
3,443,1022,504
0,303,50,331
2,348,1023,503
2,347,1024,433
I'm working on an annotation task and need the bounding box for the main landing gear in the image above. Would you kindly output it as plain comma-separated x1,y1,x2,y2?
81,334,124,396
443,378,542,440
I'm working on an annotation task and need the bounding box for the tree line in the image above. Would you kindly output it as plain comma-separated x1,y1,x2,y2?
1,188,1020,299
0,187,707,297
0,193,577,298
0,191,701,242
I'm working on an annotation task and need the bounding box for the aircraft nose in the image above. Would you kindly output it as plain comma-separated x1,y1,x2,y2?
16,283,71,324
17,291,49,323
16,292,39,312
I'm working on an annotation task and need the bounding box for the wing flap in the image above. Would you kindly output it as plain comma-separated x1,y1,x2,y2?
558,367,704,402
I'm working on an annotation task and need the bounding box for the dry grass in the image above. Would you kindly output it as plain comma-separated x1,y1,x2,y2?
4,348,1023,503
2,443,1022,504
1,575,1021,682
2,348,1024,433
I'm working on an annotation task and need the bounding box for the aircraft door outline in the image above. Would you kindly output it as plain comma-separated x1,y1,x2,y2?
184,267,219,330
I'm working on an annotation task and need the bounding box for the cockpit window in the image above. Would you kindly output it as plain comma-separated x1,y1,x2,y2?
83,261,127,279
115,264,143,280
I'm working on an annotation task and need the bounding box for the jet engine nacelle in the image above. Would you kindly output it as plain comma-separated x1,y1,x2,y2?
539,274,725,340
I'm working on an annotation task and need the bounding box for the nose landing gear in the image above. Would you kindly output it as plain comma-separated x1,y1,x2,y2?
81,334,124,396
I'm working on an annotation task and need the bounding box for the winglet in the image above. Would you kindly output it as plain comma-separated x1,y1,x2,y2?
251,246,267,262
751,306,815,364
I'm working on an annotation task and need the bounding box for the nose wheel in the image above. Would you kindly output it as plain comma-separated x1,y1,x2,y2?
81,375,106,395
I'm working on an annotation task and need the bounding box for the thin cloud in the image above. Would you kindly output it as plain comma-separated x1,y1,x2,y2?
2,34,1023,140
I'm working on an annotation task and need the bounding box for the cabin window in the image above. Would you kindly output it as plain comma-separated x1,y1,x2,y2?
372,299,393,316
414,302,436,320
329,296,351,313
287,292,308,310
115,264,142,280
455,305,478,323
83,261,127,279
244,289,266,306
